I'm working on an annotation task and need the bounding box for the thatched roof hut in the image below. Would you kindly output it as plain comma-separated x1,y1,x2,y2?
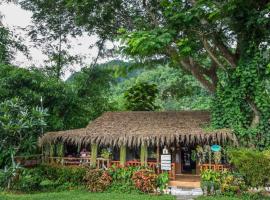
39,111,237,147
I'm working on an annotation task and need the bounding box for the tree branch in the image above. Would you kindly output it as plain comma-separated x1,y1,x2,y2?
166,46,216,93
202,39,225,70
213,37,238,68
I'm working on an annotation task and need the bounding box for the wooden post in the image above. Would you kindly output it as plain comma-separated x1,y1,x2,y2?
140,144,145,166
209,147,212,170
41,145,44,164
140,144,147,166
49,144,54,163
156,144,160,173
91,143,98,168
56,143,64,165
145,145,148,166
120,145,126,166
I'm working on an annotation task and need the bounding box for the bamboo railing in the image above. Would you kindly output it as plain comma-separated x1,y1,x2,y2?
15,155,177,180
14,154,42,167
199,163,231,172
109,160,176,180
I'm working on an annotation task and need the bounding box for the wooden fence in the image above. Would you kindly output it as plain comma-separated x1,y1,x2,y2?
199,163,231,172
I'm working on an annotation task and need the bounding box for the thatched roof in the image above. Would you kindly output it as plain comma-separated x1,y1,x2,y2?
39,111,237,147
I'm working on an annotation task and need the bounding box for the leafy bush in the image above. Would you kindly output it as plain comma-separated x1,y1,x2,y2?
0,162,21,190
39,164,86,185
108,166,140,193
156,172,169,191
100,148,112,159
15,168,42,192
201,169,221,195
220,172,246,195
124,81,159,111
132,169,157,193
228,148,270,187
84,169,112,192
201,169,246,196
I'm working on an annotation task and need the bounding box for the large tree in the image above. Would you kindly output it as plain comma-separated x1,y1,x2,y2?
20,0,83,78
20,0,270,146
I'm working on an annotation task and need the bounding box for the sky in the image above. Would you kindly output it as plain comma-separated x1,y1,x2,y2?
0,2,115,79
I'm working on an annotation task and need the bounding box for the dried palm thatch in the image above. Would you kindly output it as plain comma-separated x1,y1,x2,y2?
39,111,237,147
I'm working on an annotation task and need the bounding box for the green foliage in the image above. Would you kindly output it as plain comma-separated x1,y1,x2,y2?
201,169,221,195
0,165,87,192
0,98,47,167
111,65,211,111
228,148,270,187
219,172,246,195
15,168,43,192
21,0,83,78
100,148,112,159
0,161,21,190
38,164,87,186
84,169,112,192
211,53,270,148
156,173,169,191
0,26,28,65
68,65,114,124
0,64,111,131
0,27,11,64
120,29,174,56
201,170,246,196
108,166,140,193
124,81,159,111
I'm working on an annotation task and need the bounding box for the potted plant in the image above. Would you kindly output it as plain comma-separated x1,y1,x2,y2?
101,148,112,159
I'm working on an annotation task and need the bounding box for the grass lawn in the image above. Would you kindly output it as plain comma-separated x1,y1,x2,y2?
0,190,176,200
197,194,270,200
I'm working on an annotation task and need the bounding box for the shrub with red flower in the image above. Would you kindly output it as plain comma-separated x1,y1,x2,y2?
84,169,112,192
132,169,157,193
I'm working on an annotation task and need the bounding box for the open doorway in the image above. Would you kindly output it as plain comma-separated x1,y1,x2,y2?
181,147,196,174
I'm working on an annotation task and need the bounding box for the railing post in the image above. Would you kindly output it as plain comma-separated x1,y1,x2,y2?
120,145,126,166
91,143,98,168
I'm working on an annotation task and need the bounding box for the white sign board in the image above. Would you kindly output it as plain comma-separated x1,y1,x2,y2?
161,154,171,170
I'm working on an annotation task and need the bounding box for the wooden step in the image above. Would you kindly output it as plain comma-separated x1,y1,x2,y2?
169,174,201,188
169,180,200,188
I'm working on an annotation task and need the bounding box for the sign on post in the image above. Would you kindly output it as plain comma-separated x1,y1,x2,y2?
161,154,171,170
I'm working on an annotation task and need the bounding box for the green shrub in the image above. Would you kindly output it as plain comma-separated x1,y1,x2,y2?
156,172,169,191
201,169,221,195
228,148,270,187
107,166,140,193
0,163,21,190
100,148,112,159
220,172,247,195
132,169,157,193
201,169,246,195
84,169,112,192
15,168,42,192
39,164,87,185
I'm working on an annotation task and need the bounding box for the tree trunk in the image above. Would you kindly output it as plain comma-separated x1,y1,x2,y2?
247,98,260,127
